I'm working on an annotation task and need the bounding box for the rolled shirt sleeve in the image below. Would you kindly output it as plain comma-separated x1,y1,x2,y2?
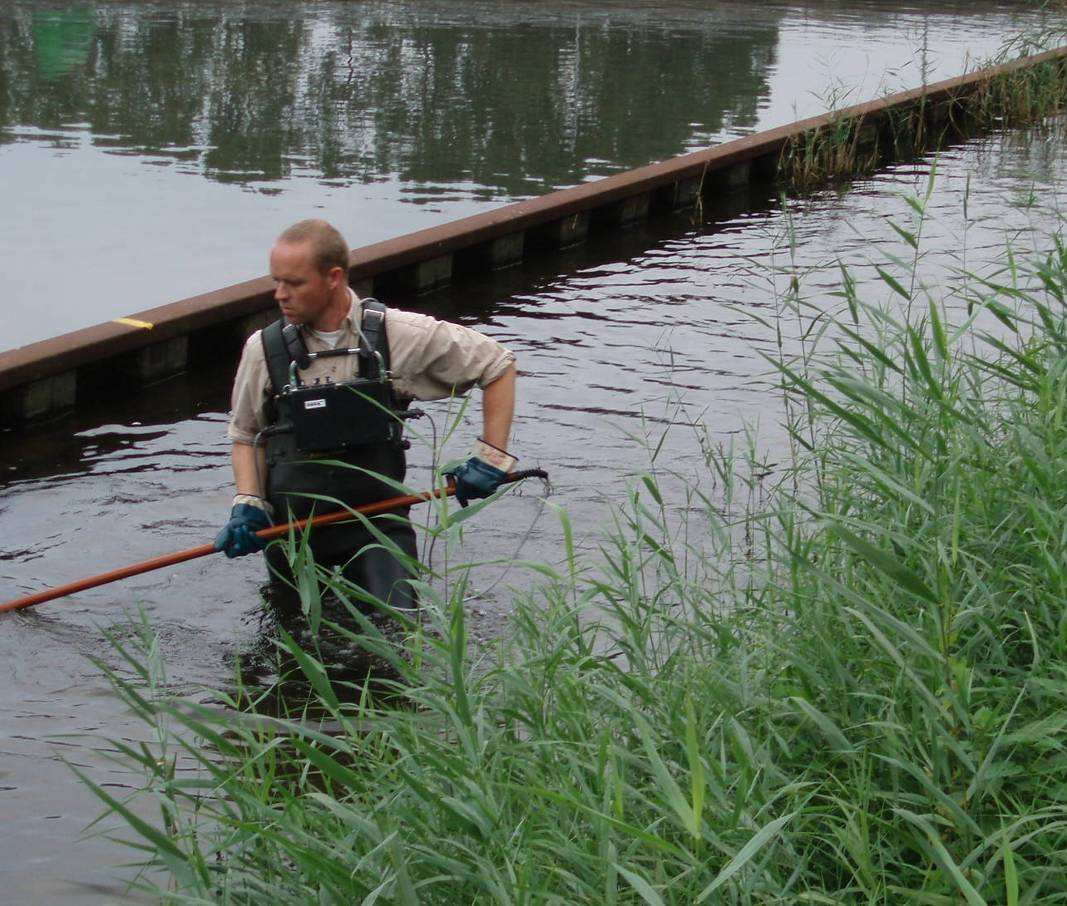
386,310,515,401
227,333,271,444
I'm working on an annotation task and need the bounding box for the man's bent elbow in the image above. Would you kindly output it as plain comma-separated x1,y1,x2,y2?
484,361,517,388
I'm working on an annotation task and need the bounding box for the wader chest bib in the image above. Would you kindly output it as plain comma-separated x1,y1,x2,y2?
260,300,407,524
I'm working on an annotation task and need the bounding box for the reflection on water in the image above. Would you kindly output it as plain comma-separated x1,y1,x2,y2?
31,6,93,80
2,0,780,190
1,117,1064,903
0,0,1051,349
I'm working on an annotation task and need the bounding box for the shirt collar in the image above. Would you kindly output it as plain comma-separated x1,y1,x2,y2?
344,287,362,330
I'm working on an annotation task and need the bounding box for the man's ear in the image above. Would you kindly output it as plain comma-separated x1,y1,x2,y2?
327,265,345,290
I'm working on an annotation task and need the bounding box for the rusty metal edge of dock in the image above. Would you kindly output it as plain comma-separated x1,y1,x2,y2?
2,46,1065,417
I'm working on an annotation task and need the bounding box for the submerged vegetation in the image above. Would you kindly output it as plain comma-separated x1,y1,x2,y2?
82,166,1067,902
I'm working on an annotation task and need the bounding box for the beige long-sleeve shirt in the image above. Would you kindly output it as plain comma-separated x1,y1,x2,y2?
227,290,515,444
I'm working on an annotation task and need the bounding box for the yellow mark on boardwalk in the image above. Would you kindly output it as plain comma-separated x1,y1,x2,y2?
113,317,154,330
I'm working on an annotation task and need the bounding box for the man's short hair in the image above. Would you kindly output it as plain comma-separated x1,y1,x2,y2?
277,219,350,276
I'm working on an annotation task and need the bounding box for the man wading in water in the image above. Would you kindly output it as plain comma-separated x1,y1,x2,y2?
214,219,518,618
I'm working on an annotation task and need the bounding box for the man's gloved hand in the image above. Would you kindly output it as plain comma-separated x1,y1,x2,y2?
447,439,517,507
449,457,507,507
214,502,272,558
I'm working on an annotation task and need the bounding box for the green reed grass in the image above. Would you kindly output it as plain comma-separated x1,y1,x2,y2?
779,109,881,193
969,1,1067,133
780,28,1067,192
80,193,1067,902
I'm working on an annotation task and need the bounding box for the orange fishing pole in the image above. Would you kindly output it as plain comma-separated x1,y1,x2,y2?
0,469,547,614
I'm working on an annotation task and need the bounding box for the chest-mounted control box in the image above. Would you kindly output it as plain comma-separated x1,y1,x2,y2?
282,345,401,454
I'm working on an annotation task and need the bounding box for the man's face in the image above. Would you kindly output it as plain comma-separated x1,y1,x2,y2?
269,240,336,325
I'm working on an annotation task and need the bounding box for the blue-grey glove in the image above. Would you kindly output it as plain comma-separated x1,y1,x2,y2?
214,503,272,558
448,457,507,507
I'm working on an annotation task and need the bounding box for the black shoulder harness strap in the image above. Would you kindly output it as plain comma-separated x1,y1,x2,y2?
358,299,390,377
260,298,391,396
261,317,292,399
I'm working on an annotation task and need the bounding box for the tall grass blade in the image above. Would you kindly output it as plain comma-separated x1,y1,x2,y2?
895,808,987,906
615,864,666,906
696,812,796,901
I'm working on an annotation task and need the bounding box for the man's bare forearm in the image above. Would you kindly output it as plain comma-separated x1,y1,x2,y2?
481,364,516,452
232,442,268,498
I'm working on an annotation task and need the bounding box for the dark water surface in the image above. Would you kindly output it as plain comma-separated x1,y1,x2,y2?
0,0,1053,349
1,0,1066,901
1,115,1064,903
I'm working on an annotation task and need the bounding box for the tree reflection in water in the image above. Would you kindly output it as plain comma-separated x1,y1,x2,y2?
0,1,780,193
